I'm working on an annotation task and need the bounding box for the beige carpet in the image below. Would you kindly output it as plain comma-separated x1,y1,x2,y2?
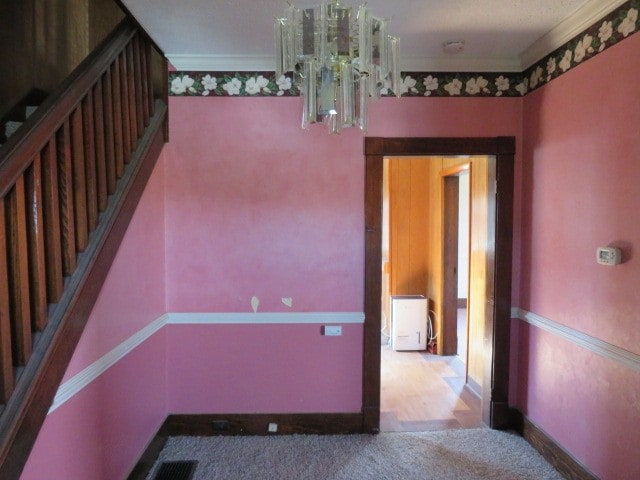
148,429,563,480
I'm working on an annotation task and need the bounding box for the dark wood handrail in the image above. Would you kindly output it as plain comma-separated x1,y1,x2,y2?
0,18,137,198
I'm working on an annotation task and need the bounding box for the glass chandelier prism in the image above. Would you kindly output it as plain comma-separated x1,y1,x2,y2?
275,0,400,133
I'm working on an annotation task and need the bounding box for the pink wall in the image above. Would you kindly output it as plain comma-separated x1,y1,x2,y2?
165,96,523,313
518,33,640,479
164,95,523,413
63,156,167,379
21,331,166,480
21,156,168,479
167,323,363,413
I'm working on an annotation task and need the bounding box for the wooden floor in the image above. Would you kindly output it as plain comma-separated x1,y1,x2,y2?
380,309,482,432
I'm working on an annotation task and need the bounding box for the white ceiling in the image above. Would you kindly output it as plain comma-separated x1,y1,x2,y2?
122,0,626,71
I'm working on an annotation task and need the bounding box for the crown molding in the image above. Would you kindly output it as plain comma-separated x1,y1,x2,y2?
400,56,523,73
168,53,524,73
166,54,276,71
519,0,628,69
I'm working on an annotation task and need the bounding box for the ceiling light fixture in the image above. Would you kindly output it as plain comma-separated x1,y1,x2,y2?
275,0,400,134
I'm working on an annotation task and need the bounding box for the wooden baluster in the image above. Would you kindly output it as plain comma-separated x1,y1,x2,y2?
102,69,117,195
92,82,108,212
140,37,150,126
0,198,14,402
133,35,145,134
56,121,77,276
6,177,32,366
25,156,48,331
71,107,88,252
111,58,125,179
119,50,132,161
81,95,98,232
41,139,64,302
127,42,138,150
145,42,155,117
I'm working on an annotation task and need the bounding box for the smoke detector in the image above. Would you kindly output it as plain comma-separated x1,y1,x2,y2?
442,40,465,54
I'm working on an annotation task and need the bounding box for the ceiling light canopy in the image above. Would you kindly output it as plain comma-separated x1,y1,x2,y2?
275,0,400,134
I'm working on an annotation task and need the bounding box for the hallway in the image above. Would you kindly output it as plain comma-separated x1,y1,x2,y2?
380,347,482,431
380,305,482,432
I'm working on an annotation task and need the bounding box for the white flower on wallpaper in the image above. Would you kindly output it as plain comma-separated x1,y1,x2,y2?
222,78,243,95
529,66,543,89
398,75,418,95
618,8,638,37
598,20,613,51
465,76,489,95
423,75,439,96
170,75,195,95
494,75,509,96
574,34,593,63
546,57,556,81
202,74,217,92
515,78,528,96
444,78,462,96
276,75,292,96
245,75,270,95
558,49,573,72
379,79,392,96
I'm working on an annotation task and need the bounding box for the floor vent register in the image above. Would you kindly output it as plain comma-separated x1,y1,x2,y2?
152,460,197,480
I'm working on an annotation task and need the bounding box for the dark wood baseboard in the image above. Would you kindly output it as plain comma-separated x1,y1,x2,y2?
127,430,167,480
513,410,598,480
162,412,364,437
129,412,363,479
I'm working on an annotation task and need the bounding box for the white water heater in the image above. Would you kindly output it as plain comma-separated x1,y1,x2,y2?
390,295,427,351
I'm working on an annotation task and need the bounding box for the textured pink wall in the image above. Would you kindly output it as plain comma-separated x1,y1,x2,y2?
63,156,167,380
167,323,363,413
518,33,640,479
21,157,168,479
21,331,166,480
164,96,523,313
164,95,523,413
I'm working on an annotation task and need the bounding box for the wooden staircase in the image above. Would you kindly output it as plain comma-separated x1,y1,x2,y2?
0,17,167,478
0,90,49,149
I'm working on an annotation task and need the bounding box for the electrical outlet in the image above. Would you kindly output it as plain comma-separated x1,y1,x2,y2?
211,420,229,432
268,422,278,433
323,325,342,336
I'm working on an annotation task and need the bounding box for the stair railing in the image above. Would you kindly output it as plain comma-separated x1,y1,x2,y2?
0,17,167,478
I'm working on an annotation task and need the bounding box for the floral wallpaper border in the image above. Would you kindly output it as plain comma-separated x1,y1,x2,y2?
169,1,638,98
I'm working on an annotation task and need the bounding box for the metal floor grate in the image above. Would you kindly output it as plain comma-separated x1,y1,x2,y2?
152,461,197,480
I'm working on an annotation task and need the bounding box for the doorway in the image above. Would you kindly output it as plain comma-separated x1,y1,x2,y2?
379,158,481,432
362,137,515,432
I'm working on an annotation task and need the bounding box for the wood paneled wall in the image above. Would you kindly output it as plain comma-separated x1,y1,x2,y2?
0,0,124,118
387,155,492,389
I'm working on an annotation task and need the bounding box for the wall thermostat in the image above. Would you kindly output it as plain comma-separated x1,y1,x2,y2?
596,247,621,266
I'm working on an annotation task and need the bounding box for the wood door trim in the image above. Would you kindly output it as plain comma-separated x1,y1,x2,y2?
442,175,460,356
441,163,470,178
363,137,515,432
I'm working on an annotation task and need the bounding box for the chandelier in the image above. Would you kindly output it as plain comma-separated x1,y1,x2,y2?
275,0,400,133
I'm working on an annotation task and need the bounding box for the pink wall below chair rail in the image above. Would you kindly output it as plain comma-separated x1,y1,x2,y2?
166,323,363,413
21,330,167,480
518,33,640,479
